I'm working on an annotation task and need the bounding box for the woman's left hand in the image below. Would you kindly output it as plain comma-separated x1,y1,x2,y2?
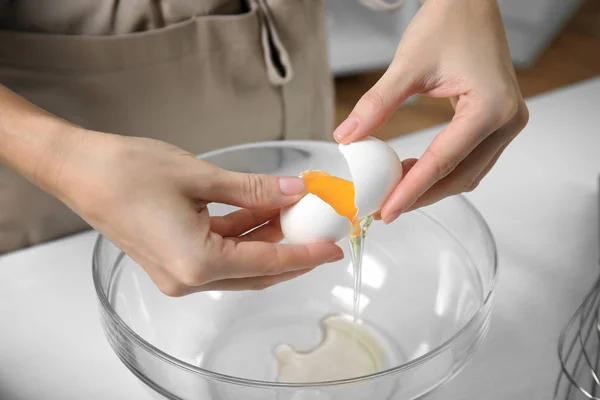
333,0,529,224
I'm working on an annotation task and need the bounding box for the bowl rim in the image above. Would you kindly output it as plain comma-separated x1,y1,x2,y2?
92,140,499,389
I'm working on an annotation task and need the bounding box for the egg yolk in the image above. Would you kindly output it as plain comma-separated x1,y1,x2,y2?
300,170,358,222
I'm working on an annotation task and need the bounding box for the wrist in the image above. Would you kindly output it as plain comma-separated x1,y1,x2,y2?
51,129,126,213
0,85,88,198
33,122,88,200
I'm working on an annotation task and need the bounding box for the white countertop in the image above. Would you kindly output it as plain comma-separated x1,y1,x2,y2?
1,77,599,400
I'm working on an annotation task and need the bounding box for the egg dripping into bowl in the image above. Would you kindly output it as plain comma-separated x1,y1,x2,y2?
280,137,403,244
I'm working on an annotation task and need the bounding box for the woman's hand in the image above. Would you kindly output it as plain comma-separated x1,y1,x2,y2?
334,0,529,223
54,133,343,296
0,85,341,295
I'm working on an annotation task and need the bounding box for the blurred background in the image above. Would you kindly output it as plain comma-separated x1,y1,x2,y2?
325,0,600,140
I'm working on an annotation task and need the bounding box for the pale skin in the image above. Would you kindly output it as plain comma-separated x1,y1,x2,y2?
335,0,529,223
0,86,344,296
0,0,527,295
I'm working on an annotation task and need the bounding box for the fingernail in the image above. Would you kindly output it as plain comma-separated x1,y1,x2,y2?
383,210,402,225
333,116,359,141
279,177,306,196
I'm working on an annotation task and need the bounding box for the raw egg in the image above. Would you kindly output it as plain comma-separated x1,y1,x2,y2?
280,137,403,244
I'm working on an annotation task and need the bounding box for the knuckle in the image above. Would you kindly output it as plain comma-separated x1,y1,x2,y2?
490,89,520,126
241,173,270,205
464,171,491,193
514,103,530,132
248,280,273,291
156,280,186,297
464,179,481,193
177,270,205,287
360,88,385,116
169,257,209,287
425,147,455,178
261,246,286,275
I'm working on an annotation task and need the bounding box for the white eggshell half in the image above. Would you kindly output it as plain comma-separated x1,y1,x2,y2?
338,137,403,218
280,193,349,244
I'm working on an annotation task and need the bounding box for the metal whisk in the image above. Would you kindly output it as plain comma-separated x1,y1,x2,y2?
555,276,600,399
555,177,600,399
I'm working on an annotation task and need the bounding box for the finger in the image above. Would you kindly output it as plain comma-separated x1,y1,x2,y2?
373,158,418,220
380,100,504,223
191,268,315,292
207,235,344,280
380,102,523,219
210,208,279,237
472,141,510,184
238,218,283,243
190,162,306,209
405,103,527,213
406,128,515,212
333,62,420,144
470,102,528,184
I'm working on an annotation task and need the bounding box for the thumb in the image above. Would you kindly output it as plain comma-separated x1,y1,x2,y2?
333,63,418,144
196,167,306,209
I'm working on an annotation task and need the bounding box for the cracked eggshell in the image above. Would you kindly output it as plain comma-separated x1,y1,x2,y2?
280,193,348,244
338,137,403,218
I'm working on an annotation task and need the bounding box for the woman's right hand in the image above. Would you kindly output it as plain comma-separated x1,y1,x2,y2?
52,131,344,296
0,85,342,295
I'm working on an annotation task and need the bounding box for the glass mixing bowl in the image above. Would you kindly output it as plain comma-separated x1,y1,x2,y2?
93,141,498,400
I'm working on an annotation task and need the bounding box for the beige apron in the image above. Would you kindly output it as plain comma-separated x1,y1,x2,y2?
0,0,335,253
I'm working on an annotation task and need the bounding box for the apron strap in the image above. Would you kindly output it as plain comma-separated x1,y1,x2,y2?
247,0,335,142
249,0,293,86
359,0,405,11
